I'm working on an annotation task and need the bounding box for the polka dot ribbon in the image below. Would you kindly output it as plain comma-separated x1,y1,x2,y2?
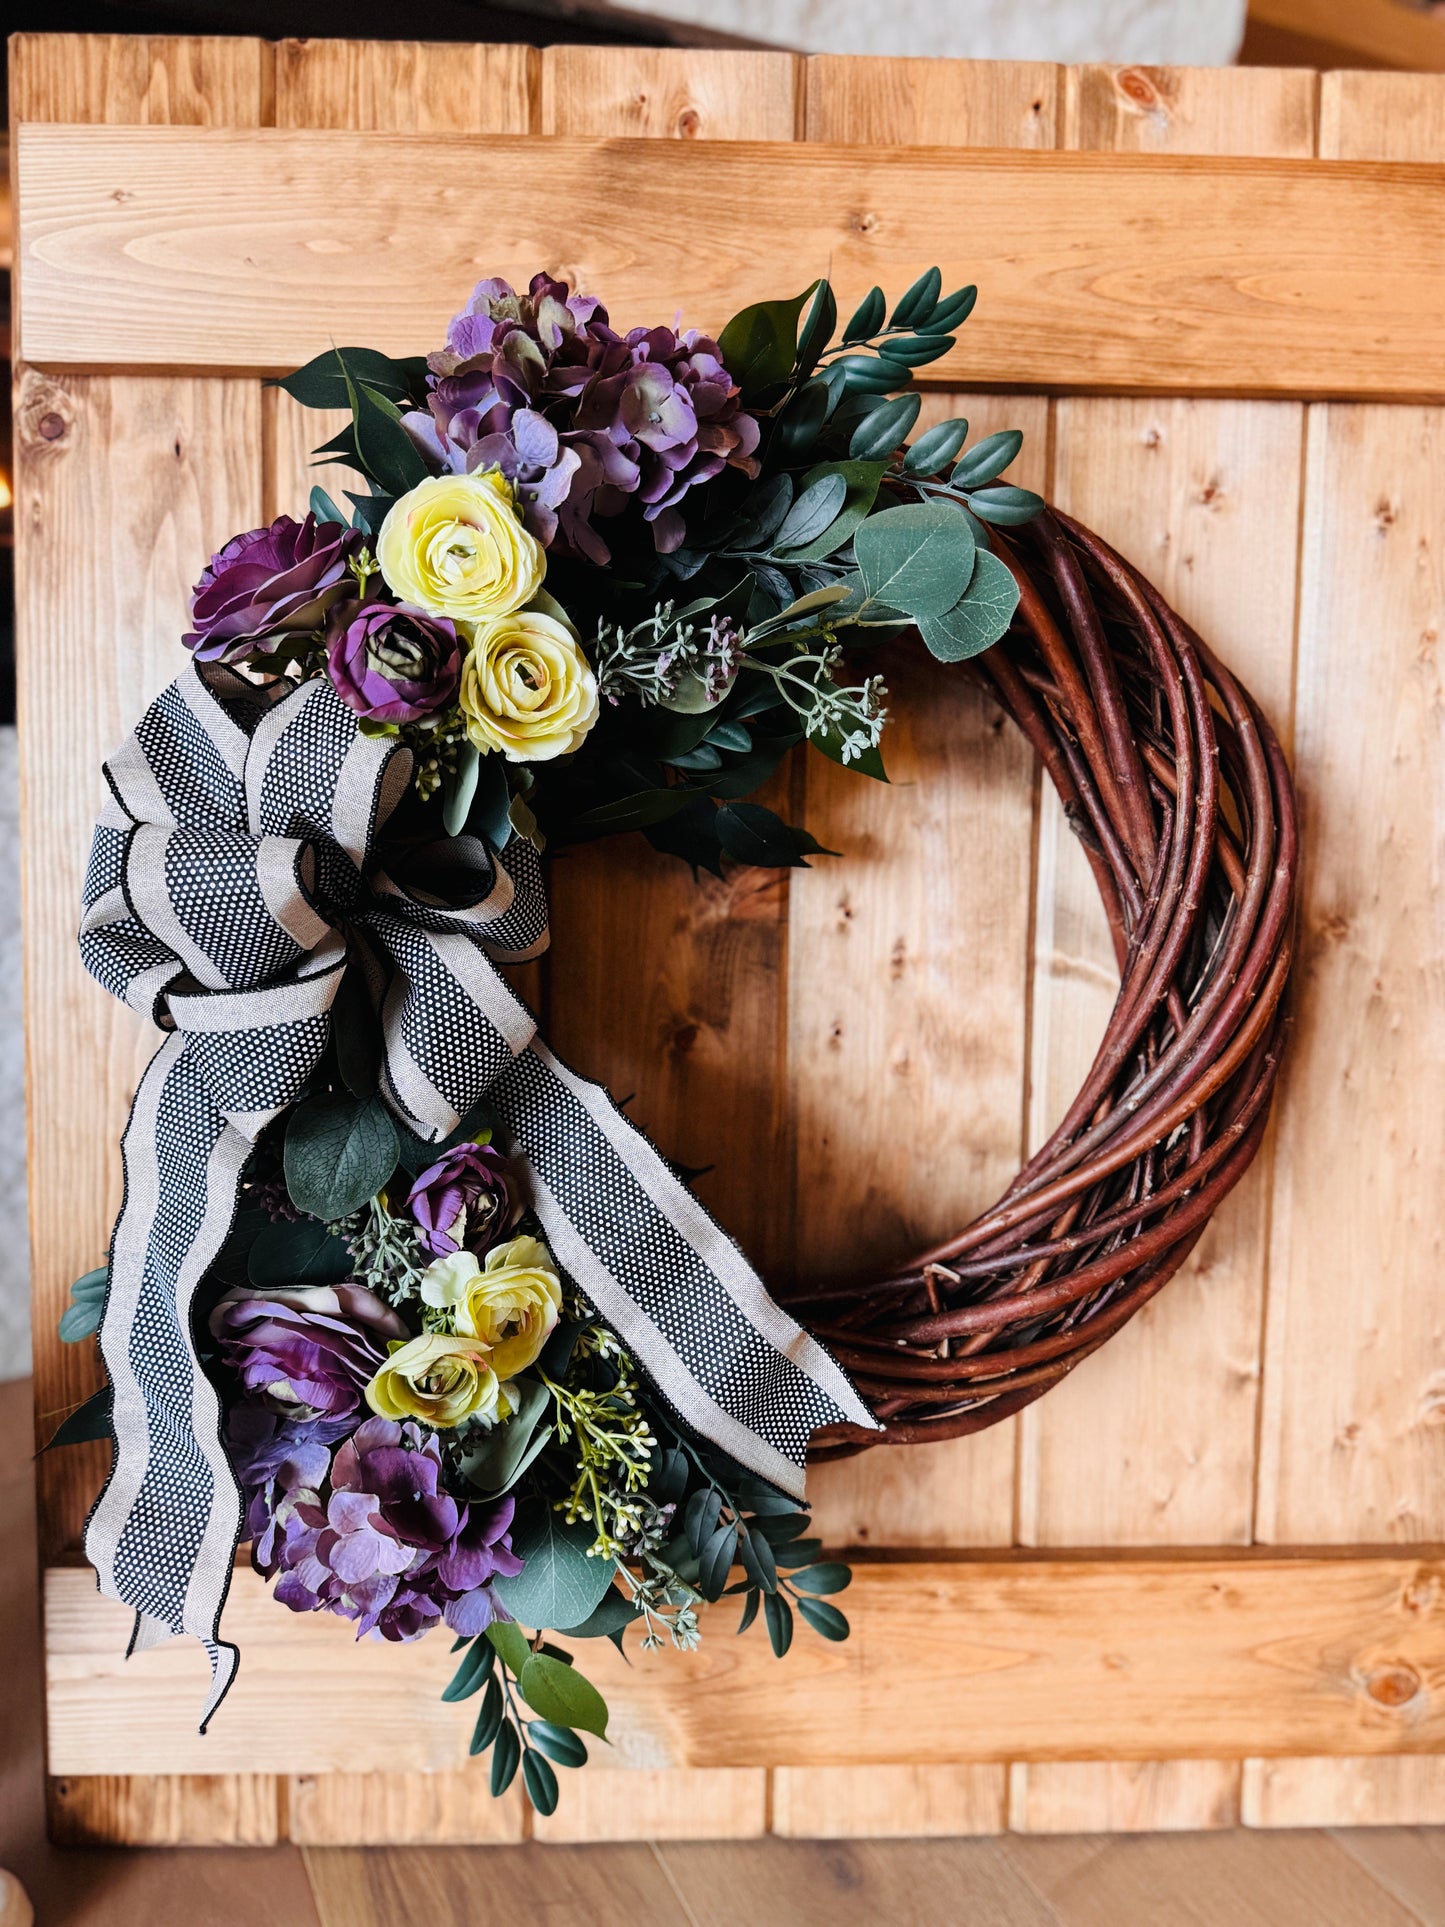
77,663,876,1730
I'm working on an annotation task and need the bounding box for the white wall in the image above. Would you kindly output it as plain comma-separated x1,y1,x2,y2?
609,0,1248,63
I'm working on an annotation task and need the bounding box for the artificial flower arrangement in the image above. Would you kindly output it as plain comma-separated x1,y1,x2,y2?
60,266,1043,1816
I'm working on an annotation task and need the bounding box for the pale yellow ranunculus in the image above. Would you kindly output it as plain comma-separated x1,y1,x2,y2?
377,471,544,624
454,1235,563,1378
459,609,599,763
365,1332,500,1430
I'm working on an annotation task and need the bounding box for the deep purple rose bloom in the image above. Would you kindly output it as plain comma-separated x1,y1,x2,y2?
406,1142,515,1259
210,1283,408,1424
403,273,760,563
184,513,363,663
326,601,462,725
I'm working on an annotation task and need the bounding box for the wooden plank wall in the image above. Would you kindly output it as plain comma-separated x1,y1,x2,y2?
13,35,1445,1844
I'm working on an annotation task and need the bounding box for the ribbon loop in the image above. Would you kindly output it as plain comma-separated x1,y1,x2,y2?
80,664,877,1729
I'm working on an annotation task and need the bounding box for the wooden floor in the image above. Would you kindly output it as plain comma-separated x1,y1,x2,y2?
2,1381,1442,1923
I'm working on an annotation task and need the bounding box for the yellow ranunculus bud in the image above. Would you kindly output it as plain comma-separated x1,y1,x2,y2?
377,471,544,624
365,1332,500,1430
459,609,599,763
455,1235,564,1378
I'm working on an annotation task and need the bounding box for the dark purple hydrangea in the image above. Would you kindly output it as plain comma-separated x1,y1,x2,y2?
184,513,363,662
326,600,462,725
229,1414,523,1642
403,273,760,562
405,1142,515,1260
209,1283,408,1425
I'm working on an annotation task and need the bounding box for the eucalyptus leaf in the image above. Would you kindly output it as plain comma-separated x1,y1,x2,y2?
557,1587,642,1641
703,719,752,755
570,789,692,836
717,283,818,398
283,1093,399,1219
519,1653,610,1739
59,1266,107,1343
309,485,348,525
772,377,830,462
964,484,1046,527
468,1676,505,1755
917,549,1019,662
795,279,838,375
854,500,976,618
248,1218,353,1288
839,355,912,395
494,1511,618,1631
880,333,954,367
739,1528,779,1594
848,392,921,462
902,417,970,478
951,429,1024,489
796,1596,851,1641
442,742,481,839
763,1589,794,1656
841,285,886,344
698,1521,739,1601
685,1486,724,1556
737,1589,761,1636
469,753,514,852
725,472,794,552
490,1720,521,1795
773,471,847,553
716,803,834,869
458,1378,554,1499
441,1636,496,1702
528,1720,589,1769
931,284,979,331
522,1749,559,1815
486,1620,533,1677
44,1384,113,1450
889,265,942,329
789,1561,853,1595
771,459,888,565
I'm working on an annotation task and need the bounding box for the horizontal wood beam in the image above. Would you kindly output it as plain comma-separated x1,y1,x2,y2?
46,1552,1445,1776
14,126,1445,401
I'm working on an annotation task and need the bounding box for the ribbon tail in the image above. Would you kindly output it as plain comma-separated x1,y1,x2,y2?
491,1038,880,1502
85,1030,252,1732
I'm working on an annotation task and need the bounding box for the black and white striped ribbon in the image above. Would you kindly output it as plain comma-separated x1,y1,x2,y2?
79,663,876,1725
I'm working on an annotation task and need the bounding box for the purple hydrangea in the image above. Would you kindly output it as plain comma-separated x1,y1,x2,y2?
405,1142,515,1260
229,1414,523,1642
404,273,761,562
326,600,462,725
184,513,363,662
209,1283,408,1425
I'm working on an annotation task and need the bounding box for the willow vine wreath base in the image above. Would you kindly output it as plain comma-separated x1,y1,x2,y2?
801,508,1297,1456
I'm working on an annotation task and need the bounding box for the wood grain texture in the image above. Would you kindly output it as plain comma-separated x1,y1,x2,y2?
796,61,1053,1559
772,1764,1006,1838
1242,1753,1445,1829
1007,60,1316,1835
272,38,535,133
301,1841,683,1927
1009,1760,1239,1834
287,1771,523,1846
20,129,1445,400
801,55,1056,148
1258,75,1445,1553
1250,0,1445,71
532,1766,767,1843
541,45,800,139
11,29,275,1856
47,1774,279,1846
45,1554,1445,1775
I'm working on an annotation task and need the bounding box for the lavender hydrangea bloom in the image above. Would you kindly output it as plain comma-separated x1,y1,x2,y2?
327,601,462,724
210,1283,408,1424
229,1414,523,1642
404,273,760,563
184,513,363,662
405,1142,515,1259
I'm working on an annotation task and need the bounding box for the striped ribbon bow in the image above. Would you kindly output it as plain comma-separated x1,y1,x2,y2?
78,663,874,1725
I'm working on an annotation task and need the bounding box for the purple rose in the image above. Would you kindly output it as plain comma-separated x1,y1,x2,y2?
185,513,363,663
326,601,462,724
406,1142,516,1259
210,1283,408,1424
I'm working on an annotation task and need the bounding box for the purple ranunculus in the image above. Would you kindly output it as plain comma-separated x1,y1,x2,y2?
184,513,364,663
210,1283,408,1425
403,273,759,563
405,1142,516,1259
326,600,462,725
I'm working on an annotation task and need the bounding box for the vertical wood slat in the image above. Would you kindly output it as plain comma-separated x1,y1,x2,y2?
772,1764,1006,1840
259,38,544,1842
1008,59,1316,1837
11,31,275,1849
796,60,1053,1571
1257,75,1445,1540
514,43,805,1846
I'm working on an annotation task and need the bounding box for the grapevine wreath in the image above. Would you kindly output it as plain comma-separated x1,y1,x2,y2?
57,268,1297,1814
